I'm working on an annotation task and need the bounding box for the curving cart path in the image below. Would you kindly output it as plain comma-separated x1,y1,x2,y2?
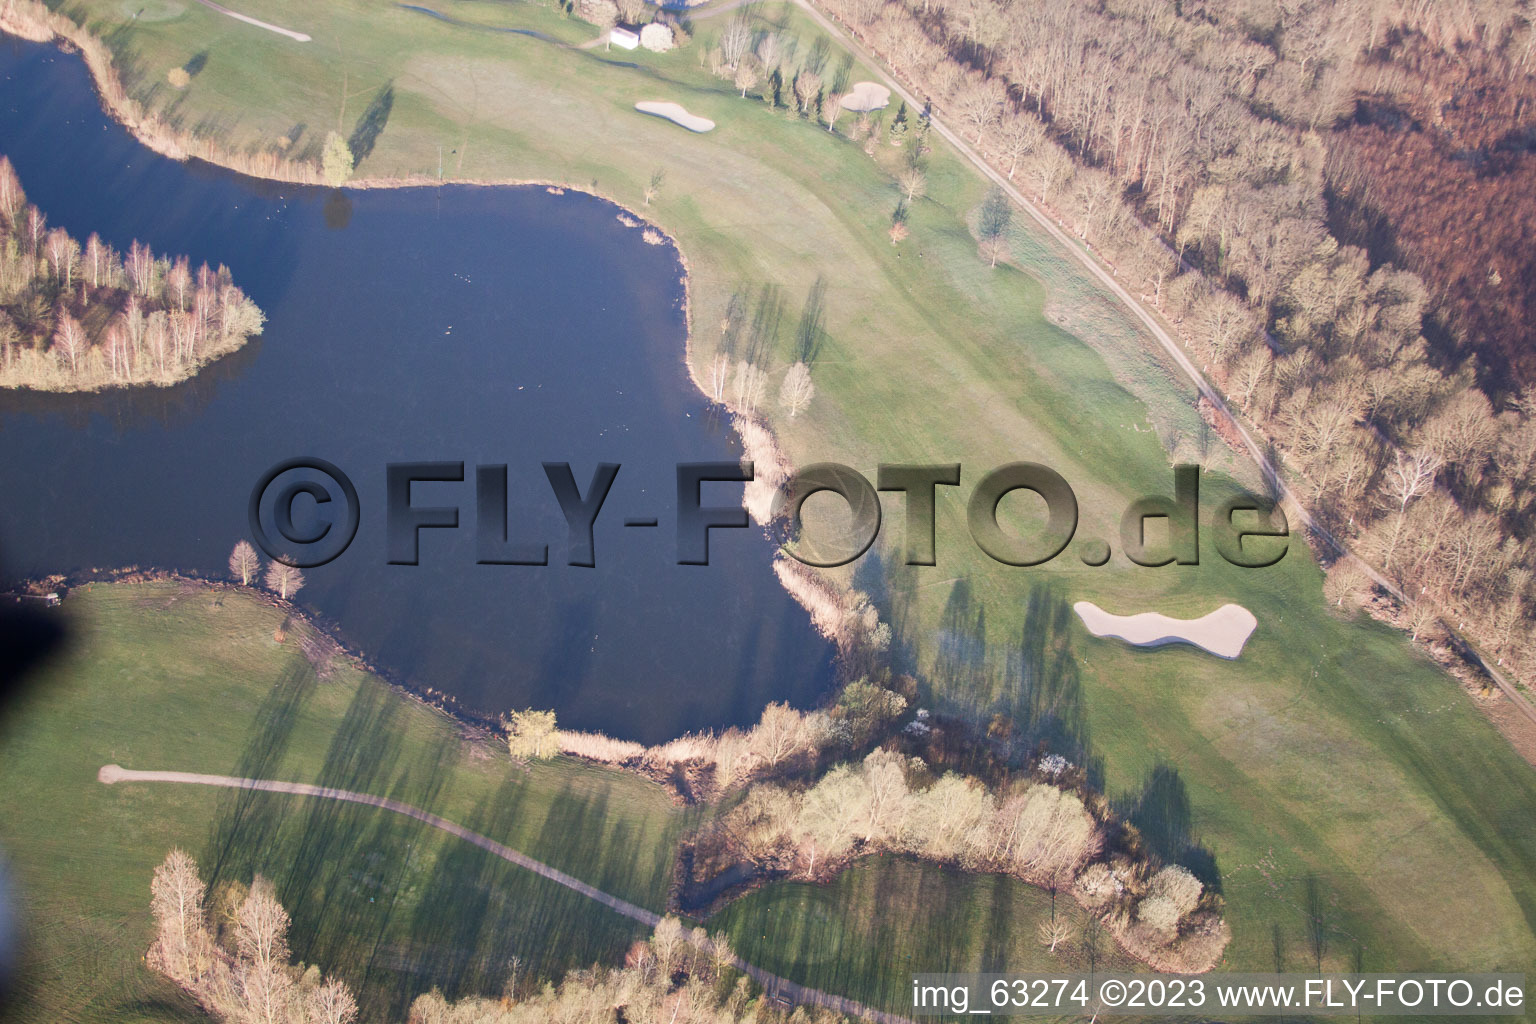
99,763,913,1024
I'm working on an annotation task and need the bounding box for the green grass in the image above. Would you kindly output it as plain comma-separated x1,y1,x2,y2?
0,581,685,1022
715,857,1139,1015
17,0,1536,1007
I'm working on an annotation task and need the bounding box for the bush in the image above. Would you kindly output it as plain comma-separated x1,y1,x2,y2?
505,708,559,760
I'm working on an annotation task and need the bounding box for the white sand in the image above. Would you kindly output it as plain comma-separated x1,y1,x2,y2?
635,101,715,132
1073,601,1257,659
840,81,891,113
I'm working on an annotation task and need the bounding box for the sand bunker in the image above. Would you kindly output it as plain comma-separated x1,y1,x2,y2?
840,81,891,113
1073,601,1257,659
635,101,715,132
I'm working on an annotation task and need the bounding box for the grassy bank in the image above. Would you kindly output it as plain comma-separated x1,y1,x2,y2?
0,581,686,1021
7,0,1536,1006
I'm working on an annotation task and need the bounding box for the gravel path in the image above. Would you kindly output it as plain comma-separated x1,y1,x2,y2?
788,0,1536,729
189,0,310,41
99,763,912,1024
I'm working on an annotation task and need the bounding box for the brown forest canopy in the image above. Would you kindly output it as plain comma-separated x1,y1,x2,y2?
789,0,1536,681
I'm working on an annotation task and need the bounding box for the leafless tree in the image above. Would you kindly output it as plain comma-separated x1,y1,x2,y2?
779,361,815,417
755,30,784,71
1322,558,1369,609
734,59,761,98
708,931,736,977
997,113,1046,178
0,157,21,217
1406,599,1440,642
229,540,261,585
307,977,359,1024
53,313,86,374
793,70,822,116
719,12,753,69
731,359,766,413
1382,448,1442,572
264,561,305,601
823,93,846,132
651,916,686,977
751,701,810,768
25,205,44,255
954,77,1005,146
150,848,209,985
1038,913,1075,953
235,876,289,971
897,166,928,203
85,233,107,288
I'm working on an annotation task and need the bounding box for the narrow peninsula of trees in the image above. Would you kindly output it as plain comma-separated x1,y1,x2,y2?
0,156,264,391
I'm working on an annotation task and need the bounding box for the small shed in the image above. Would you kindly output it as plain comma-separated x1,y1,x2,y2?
609,26,640,49
639,22,674,52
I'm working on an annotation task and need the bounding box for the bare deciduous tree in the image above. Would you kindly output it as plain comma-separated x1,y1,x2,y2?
53,313,86,373
718,12,753,69
779,361,815,417
264,561,305,601
1382,448,1442,572
897,166,927,203
229,540,261,586
734,59,760,98
150,848,209,984
793,70,822,116
235,875,289,972
307,977,359,1024
1038,913,1075,953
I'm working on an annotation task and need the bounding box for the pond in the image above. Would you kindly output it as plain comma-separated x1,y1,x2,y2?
0,36,834,743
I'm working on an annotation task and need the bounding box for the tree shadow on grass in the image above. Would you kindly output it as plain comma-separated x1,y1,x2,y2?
932,579,991,723
1004,583,1103,786
1119,763,1222,892
201,658,316,890
725,861,1036,1014
347,82,395,165
380,778,648,1013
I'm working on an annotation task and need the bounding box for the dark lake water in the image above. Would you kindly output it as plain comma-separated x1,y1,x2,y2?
0,37,834,743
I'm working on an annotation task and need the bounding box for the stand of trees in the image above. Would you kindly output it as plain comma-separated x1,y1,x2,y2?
228,541,306,602
802,0,1536,684
150,850,848,1024
148,850,359,1024
708,747,1227,971
0,156,264,391
408,917,809,1024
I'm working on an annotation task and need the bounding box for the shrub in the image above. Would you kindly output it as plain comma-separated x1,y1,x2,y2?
505,708,559,760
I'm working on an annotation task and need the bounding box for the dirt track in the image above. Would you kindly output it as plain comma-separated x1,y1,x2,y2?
99,763,913,1024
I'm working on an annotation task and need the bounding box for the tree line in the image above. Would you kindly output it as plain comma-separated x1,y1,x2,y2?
703,746,1225,972
0,156,265,391
148,850,359,1024
147,848,852,1024
229,539,306,601
526,668,1229,971
799,0,1536,683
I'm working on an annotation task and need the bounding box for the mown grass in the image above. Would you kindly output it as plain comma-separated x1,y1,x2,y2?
714,856,1139,1015
14,0,1536,1008
0,581,684,1022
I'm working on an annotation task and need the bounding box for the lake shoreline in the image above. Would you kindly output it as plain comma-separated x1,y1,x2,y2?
0,9,869,738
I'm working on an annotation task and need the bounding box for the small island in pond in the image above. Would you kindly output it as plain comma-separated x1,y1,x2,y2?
0,155,264,392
